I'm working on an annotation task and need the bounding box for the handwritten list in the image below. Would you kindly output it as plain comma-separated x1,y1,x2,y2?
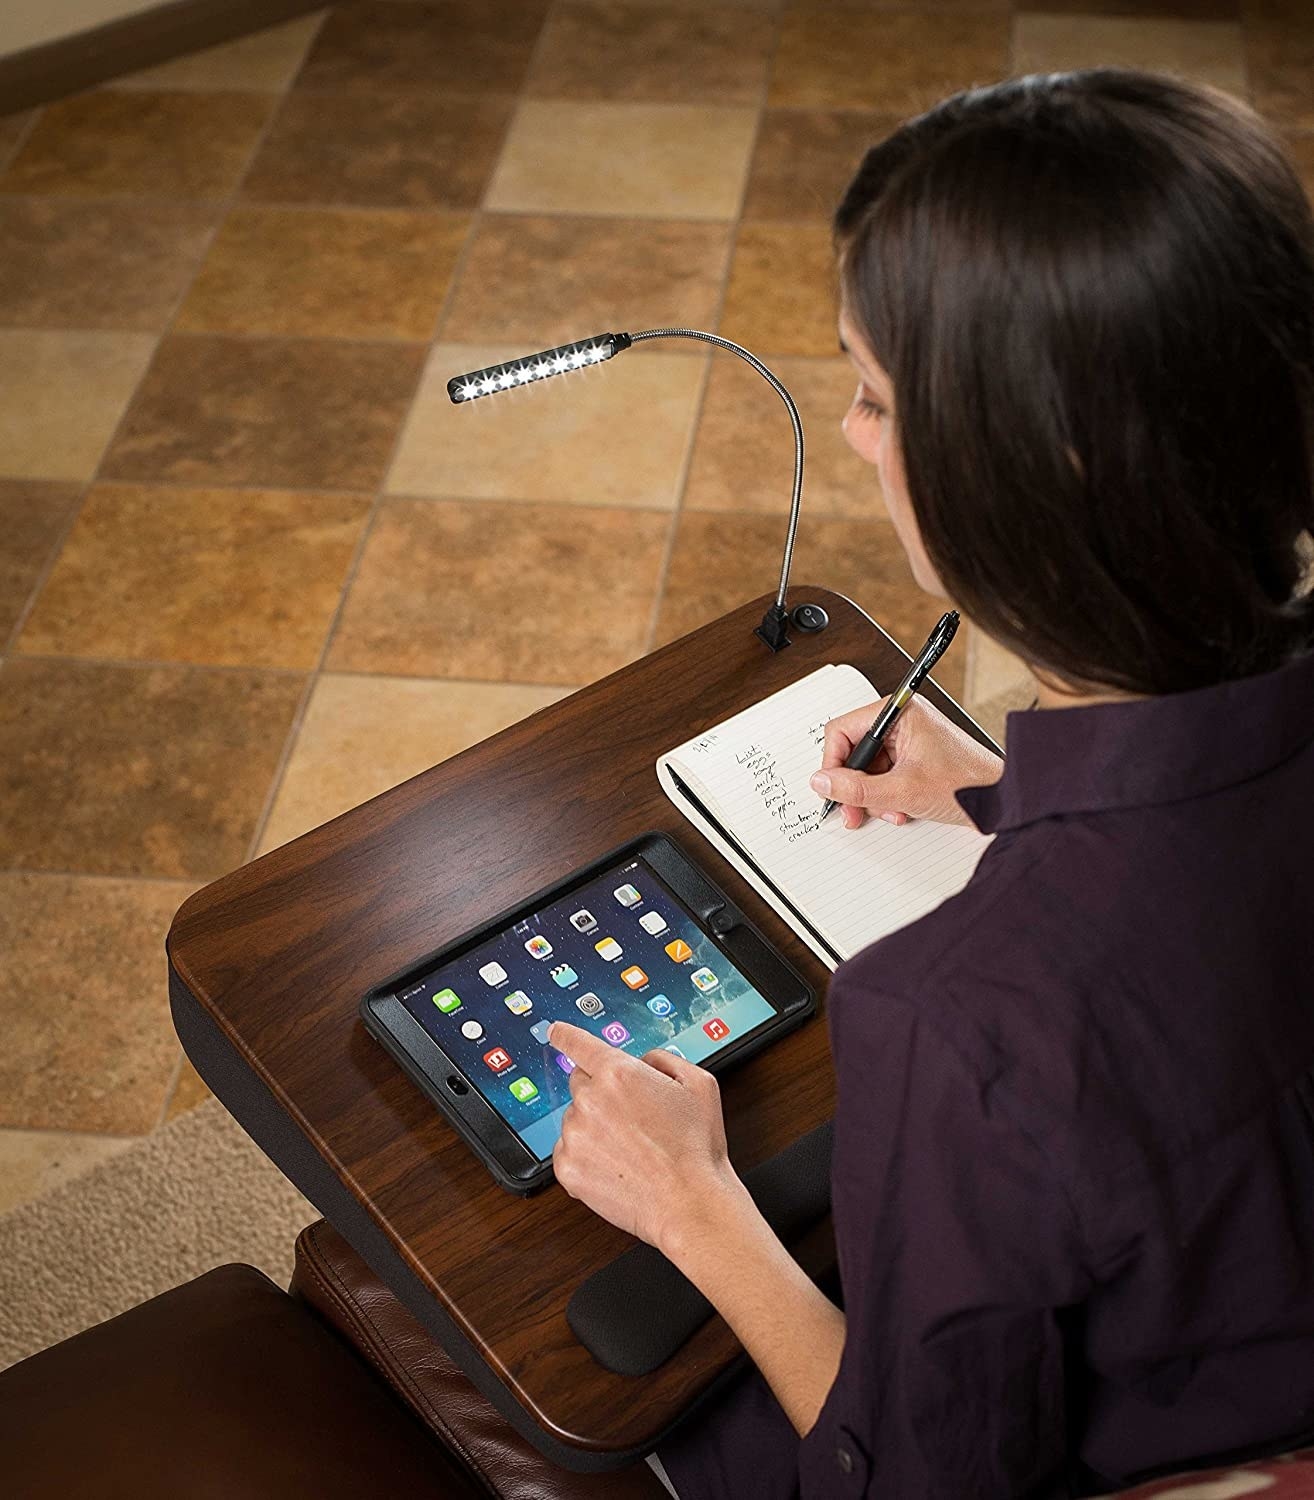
663,665,993,962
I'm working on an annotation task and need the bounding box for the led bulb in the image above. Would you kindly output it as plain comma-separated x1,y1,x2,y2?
446,333,633,404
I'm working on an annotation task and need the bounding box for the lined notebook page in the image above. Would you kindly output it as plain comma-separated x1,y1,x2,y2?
663,664,992,961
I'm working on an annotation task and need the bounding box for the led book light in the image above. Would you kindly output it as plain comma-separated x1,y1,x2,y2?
447,327,829,651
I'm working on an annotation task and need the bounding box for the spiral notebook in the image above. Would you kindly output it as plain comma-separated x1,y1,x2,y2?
655,664,993,970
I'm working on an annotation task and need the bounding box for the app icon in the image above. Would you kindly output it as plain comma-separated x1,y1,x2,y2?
646,994,672,1017
550,963,578,988
569,909,598,934
575,992,604,1017
664,939,693,964
509,1077,539,1103
664,1044,686,1059
530,1020,552,1045
691,967,720,993
620,965,648,990
594,936,623,962
432,988,462,1014
478,960,508,986
460,1019,484,1041
503,990,532,1015
483,1046,512,1072
639,911,668,935
614,884,642,907
703,1017,730,1042
524,935,553,960
602,1022,630,1046
555,1052,576,1074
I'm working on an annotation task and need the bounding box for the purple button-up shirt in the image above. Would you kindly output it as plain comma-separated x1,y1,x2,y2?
663,648,1314,1499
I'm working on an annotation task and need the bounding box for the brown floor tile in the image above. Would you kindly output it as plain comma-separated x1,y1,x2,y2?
789,0,1009,9
19,484,370,670
769,11,1009,110
744,109,897,220
0,112,35,168
0,481,81,644
390,343,705,507
165,1055,211,1120
653,510,967,702
720,222,838,356
486,102,757,221
685,355,885,519
0,658,303,878
259,674,570,852
0,330,156,482
0,874,191,1133
1014,15,1247,94
328,499,670,683
1019,0,1236,14
242,92,513,209
0,91,274,199
527,2,777,104
110,12,324,93
0,1128,134,1216
297,0,549,93
176,207,469,340
0,199,217,331
1249,18,1314,129
102,335,425,490
441,215,731,346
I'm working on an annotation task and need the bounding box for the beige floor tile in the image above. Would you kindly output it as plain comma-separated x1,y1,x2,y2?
102,335,425,491
0,1127,136,1216
259,674,570,852
486,101,757,221
19,484,370,670
0,330,156,481
389,343,705,507
720,222,838,356
654,510,967,702
241,92,513,210
110,13,325,93
1014,15,1248,95
441,215,731,346
0,199,217,331
1020,0,1237,14
0,91,273,199
770,11,1010,111
0,874,192,1133
328,498,670,683
0,658,304,878
685,355,884,518
165,1055,211,1120
0,481,81,644
966,626,1034,709
744,108,897,220
175,207,470,340
0,112,35,168
527,2,777,104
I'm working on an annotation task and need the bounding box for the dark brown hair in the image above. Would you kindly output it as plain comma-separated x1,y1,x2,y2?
835,71,1314,695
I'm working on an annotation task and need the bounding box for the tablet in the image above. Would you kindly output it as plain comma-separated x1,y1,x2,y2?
360,832,814,1194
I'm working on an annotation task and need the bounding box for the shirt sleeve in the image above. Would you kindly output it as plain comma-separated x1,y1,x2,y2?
798,977,1091,1500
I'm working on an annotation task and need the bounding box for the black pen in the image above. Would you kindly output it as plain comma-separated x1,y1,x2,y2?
818,611,960,823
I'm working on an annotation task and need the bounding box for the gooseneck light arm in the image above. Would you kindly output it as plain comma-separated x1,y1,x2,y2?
447,328,805,651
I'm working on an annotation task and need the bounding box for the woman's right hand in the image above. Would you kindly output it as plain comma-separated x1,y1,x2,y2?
811,695,1004,829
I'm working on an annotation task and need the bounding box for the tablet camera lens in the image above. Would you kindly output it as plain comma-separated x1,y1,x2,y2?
446,1075,469,1096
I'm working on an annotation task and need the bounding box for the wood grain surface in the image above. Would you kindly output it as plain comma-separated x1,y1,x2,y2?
167,588,997,1455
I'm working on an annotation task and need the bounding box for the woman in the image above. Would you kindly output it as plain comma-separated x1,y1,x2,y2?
547,70,1314,1498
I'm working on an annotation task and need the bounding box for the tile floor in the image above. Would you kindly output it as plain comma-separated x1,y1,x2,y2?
1,0,1310,1212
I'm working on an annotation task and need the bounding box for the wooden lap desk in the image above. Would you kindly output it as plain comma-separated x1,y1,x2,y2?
166,588,994,1473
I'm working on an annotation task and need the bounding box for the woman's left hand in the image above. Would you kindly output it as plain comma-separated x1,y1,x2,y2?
548,1020,741,1253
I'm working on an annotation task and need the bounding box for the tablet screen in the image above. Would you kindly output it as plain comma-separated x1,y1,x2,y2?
398,854,781,1161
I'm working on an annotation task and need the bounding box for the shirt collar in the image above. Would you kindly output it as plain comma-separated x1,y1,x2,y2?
957,649,1314,834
